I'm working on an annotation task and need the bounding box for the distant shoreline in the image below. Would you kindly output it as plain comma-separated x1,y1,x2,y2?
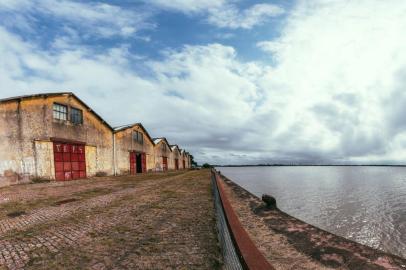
215,164,406,167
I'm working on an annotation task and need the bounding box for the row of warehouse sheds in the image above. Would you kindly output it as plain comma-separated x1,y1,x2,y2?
0,92,192,187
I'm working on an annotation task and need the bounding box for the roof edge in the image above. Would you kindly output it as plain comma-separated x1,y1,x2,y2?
113,123,155,145
0,92,114,131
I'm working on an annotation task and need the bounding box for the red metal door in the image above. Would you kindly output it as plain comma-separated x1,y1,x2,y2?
162,157,168,171
130,152,136,175
54,142,86,181
141,153,146,173
130,152,146,174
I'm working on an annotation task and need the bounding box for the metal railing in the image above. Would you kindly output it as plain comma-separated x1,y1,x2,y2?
212,171,244,270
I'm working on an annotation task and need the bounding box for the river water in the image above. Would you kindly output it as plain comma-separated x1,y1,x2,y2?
218,166,406,258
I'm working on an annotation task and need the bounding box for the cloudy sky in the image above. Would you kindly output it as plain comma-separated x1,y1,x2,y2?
1,0,406,165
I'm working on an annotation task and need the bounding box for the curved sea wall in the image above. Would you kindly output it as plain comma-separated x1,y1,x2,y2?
215,170,406,270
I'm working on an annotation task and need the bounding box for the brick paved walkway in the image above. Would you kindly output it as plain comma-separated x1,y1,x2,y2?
0,170,221,270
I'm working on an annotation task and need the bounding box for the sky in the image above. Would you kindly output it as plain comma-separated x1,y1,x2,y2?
1,0,406,165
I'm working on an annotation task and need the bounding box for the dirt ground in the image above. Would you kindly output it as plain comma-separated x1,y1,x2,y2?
220,175,406,270
0,170,221,270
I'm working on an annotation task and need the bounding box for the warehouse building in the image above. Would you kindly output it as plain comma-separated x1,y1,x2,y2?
0,93,192,187
180,150,186,169
152,138,172,171
0,93,113,185
170,145,181,170
113,123,155,174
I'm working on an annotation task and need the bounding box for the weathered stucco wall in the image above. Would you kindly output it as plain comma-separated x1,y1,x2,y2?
49,95,113,176
179,152,188,169
153,141,171,171
187,154,191,168
0,93,192,186
169,147,181,170
0,94,113,186
114,125,154,174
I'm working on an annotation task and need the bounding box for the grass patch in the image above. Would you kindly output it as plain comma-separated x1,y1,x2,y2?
0,198,57,219
31,177,51,184
72,187,113,199
26,246,93,270
52,198,78,206
161,190,182,199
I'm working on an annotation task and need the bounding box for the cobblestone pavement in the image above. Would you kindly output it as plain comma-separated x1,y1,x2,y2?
0,170,221,270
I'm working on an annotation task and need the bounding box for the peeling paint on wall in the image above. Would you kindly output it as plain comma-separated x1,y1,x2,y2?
34,141,54,179
86,145,97,177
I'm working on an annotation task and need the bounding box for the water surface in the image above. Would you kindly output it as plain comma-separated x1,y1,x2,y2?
218,166,406,258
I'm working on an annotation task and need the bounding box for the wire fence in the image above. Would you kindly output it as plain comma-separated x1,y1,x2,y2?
212,171,244,270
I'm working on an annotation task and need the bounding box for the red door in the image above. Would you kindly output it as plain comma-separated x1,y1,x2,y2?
141,153,146,173
162,157,168,171
183,160,186,169
54,142,86,181
130,152,136,175
130,152,146,174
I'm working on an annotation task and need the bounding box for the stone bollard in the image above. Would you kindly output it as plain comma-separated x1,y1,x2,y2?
262,194,277,209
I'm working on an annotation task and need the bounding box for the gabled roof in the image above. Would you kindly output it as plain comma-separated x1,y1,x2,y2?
152,137,172,151
0,92,113,131
113,122,154,145
153,138,162,144
171,144,181,153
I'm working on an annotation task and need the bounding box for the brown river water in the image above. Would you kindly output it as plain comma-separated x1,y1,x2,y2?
218,166,406,259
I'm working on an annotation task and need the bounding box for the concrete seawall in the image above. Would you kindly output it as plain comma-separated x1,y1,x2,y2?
217,172,406,270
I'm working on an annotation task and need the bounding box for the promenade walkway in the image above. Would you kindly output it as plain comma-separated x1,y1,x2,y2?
0,170,221,270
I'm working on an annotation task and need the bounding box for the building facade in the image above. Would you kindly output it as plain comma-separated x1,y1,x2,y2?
170,145,181,170
114,123,155,174
0,93,191,187
153,138,172,172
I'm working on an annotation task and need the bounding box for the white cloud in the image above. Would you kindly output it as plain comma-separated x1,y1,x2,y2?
2,0,406,164
255,0,406,164
256,40,281,53
0,26,263,164
208,3,284,29
148,0,284,29
0,0,154,38
147,0,225,13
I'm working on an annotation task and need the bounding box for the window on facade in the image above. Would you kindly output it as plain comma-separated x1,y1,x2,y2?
162,143,166,151
70,107,83,124
53,103,67,121
133,131,144,144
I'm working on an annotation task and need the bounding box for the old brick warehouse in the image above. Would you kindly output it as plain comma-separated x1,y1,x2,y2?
0,92,191,187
